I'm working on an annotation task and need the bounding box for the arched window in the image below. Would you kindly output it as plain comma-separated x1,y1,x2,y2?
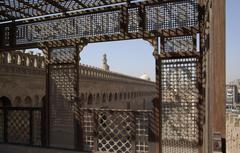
24,96,32,107
102,93,106,103
17,55,21,65
124,93,127,100
87,94,93,105
14,96,22,107
114,93,118,101
109,93,112,102
41,61,45,68
7,53,12,63
96,93,100,104
34,58,38,67
119,93,122,100
0,96,11,107
26,57,30,66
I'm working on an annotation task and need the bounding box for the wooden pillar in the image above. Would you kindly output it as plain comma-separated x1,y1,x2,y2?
145,37,160,153
208,0,226,152
42,47,50,146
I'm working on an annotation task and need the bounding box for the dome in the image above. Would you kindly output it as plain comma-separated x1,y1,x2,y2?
140,74,151,81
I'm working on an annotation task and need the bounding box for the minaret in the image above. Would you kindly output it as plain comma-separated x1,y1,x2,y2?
102,53,109,71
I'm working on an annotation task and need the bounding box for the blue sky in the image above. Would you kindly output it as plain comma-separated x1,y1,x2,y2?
226,0,240,82
80,40,155,80
33,0,239,82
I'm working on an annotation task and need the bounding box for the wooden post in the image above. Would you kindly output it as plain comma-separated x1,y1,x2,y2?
208,0,226,152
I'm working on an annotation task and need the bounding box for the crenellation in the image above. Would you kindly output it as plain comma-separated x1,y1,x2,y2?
0,51,156,110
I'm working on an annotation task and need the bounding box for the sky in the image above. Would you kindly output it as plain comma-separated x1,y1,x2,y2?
226,0,240,82
80,40,155,80
32,0,239,82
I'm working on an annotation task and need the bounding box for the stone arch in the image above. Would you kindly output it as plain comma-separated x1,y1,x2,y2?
87,94,93,105
26,56,30,66
96,93,100,104
119,93,122,100
93,94,96,102
102,93,106,103
7,52,12,63
34,58,38,67
24,96,32,107
17,54,22,65
14,96,22,107
124,93,127,100
109,93,112,102
0,96,12,107
41,60,45,68
114,93,118,101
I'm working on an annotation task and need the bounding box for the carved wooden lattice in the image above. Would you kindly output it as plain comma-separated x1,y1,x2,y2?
0,108,42,145
33,110,42,145
145,0,198,30
7,110,30,144
97,111,134,153
163,36,194,52
14,0,198,45
161,57,199,153
76,109,150,153
135,113,149,153
81,110,95,151
49,47,78,148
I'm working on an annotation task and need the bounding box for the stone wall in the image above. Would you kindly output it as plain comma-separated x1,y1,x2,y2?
0,51,45,107
0,51,156,110
226,112,240,153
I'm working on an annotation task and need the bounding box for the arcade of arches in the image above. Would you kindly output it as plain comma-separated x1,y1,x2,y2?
0,50,156,110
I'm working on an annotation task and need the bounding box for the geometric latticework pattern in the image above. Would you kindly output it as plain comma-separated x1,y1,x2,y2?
128,8,140,33
16,11,121,44
50,47,77,64
49,64,77,148
97,110,134,153
0,0,128,22
33,110,42,146
161,58,200,153
7,110,30,144
76,109,151,153
164,36,194,52
13,0,198,45
50,64,77,102
0,108,42,146
81,110,95,151
49,47,78,148
146,0,198,31
135,113,149,153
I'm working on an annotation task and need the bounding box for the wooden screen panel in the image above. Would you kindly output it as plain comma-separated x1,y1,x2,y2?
160,57,200,153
